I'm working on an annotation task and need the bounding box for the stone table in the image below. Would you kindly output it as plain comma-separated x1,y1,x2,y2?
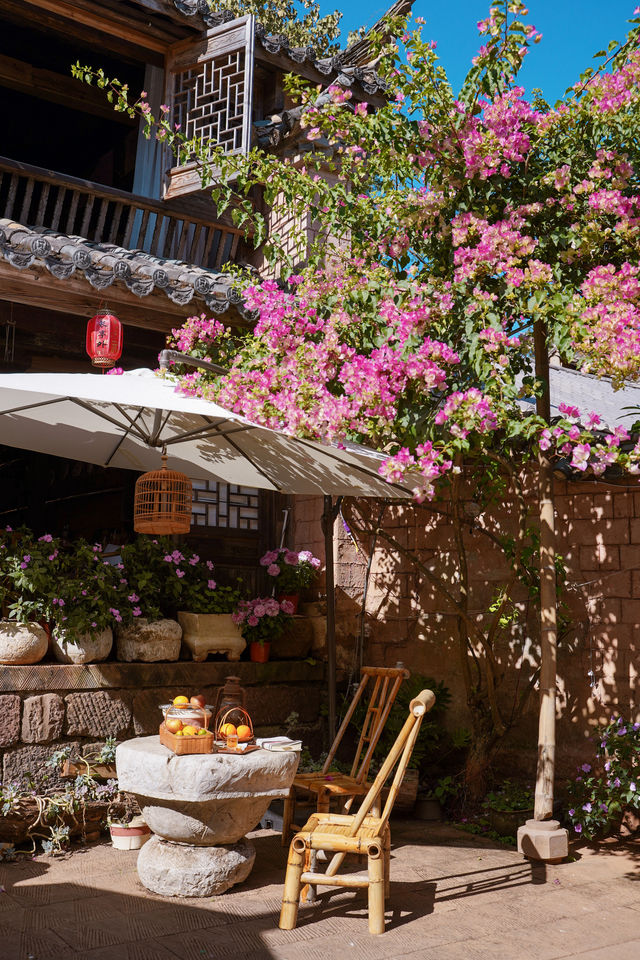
116,736,299,897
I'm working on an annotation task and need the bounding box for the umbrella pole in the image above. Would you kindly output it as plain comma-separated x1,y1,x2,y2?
323,495,337,743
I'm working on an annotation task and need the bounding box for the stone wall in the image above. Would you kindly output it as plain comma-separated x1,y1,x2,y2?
0,661,324,789
291,479,640,779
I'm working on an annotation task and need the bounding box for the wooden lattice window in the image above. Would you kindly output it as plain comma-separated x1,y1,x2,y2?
191,481,260,531
165,16,255,199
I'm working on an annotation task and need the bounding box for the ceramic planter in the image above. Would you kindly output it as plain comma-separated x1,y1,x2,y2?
178,612,245,662
116,618,182,662
0,620,49,665
488,806,535,837
52,627,113,664
249,641,270,663
110,821,151,850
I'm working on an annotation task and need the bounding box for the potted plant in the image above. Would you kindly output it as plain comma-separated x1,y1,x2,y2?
116,537,183,661
175,555,244,661
260,548,320,614
485,780,535,837
565,715,640,840
0,526,58,664
108,814,151,850
50,539,125,664
232,597,294,662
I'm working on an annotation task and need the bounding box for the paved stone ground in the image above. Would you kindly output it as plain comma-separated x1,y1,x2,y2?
1,820,639,960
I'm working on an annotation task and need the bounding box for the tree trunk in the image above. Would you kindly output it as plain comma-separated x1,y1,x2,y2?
463,728,496,801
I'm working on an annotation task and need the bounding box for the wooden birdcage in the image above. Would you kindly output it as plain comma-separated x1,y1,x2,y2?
134,454,192,535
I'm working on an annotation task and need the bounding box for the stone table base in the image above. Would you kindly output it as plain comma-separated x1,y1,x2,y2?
137,835,255,897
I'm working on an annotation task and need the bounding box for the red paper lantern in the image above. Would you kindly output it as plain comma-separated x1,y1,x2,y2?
86,310,123,369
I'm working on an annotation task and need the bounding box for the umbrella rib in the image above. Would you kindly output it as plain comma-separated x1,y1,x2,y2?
295,437,414,496
161,422,252,446
112,404,153,442
0,397,69,416
222,431,282,491
67,399,149,443
105,408,147,467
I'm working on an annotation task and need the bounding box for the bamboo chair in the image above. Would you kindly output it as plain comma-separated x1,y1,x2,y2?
281,664,410,846
280,688,435,936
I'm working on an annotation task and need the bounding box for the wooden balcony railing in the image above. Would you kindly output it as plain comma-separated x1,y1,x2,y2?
0,157,241,271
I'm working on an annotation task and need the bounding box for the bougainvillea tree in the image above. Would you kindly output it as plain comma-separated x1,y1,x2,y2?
78,2,640,807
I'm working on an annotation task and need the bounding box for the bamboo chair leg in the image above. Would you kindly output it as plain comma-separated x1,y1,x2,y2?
307,850,318,903
281,789,295,847
280,839,306,930
368,844,386,935
317,787,331,814
383,831,391,899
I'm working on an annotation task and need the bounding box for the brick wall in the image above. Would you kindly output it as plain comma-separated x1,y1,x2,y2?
291,480,640,778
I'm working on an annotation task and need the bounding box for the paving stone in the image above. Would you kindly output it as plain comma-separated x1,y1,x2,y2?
21,693,65,743
0,694,21,747
65,691,132,737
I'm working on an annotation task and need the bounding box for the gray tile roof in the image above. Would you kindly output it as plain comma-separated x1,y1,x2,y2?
520,364,640,429
0,218,252,318
172,2,388,95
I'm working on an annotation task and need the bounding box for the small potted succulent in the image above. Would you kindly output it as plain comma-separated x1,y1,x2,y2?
108,813,151,850
0,526,60,664
260,548,321,614
232,597,294,662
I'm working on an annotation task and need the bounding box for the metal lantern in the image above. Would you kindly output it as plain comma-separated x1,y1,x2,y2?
86,310,123,369
134,454,193,534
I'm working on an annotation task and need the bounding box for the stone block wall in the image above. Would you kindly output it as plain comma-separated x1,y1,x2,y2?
0,661,325,789
291,481,640,779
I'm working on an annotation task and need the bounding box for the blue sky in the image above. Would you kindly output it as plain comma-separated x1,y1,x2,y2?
334,0,638,103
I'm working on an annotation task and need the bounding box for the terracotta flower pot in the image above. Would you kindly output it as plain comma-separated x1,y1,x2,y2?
249,641,270,663
277,594,299,615
110,822,151,850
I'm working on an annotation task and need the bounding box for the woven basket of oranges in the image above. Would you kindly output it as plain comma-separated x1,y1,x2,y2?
215,706,254,748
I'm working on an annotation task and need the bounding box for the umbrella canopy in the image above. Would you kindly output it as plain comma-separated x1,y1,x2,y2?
0,369,413,498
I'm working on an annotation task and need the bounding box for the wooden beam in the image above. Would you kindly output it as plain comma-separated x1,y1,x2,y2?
0,54,135,125
17,0,172,53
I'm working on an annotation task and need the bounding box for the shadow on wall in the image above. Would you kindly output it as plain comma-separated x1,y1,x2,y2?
295,485,639,780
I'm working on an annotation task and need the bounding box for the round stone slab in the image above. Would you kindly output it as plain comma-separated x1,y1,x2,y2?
116,736,299,844
137,835,255,897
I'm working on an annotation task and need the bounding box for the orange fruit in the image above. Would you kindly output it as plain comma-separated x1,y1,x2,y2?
237,725,252,742
182,725,199,736
219,723,237,738
173,695,189,707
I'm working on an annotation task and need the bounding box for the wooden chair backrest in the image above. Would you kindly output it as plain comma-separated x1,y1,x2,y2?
348,689,436,836
322,664,410,782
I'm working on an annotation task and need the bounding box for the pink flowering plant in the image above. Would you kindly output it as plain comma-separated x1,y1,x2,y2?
260,548,321,594
232,596,293,646
78,1,640,791
48,538,128,640
565,716,640,840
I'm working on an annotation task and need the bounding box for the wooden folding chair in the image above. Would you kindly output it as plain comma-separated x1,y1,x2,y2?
281,664,409,845
279,688,435,935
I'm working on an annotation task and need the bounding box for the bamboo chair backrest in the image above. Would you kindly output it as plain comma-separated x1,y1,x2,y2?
348,689,436,837
321,664,410,782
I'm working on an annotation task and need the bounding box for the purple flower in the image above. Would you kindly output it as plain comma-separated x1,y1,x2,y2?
600,803,608,812
38,534,53,543
5,525,12,531
568,808,575,816
582,802,592,813
614,778,621,787
267,564,281,577
91,621,97,628
48,551,58,561
206,560,214,571
604,761,611,772
132,607,142,617
110,607,122,623
574,823,582,834
176,569,185,578
581,764,591,773
189,555,200,565
631,782,637,792
618,727,627,736
164,555,173,563
207,579,216,590
128,593,139,603
58,599,65,608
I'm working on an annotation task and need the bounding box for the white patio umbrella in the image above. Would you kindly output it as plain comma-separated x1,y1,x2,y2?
0,369,414,498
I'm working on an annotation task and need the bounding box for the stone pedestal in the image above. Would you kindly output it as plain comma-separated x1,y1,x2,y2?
116,736,299,896
517,818,568,863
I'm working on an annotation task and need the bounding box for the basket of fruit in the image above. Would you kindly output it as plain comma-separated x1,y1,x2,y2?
159,694,215,755
215,706,254,752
